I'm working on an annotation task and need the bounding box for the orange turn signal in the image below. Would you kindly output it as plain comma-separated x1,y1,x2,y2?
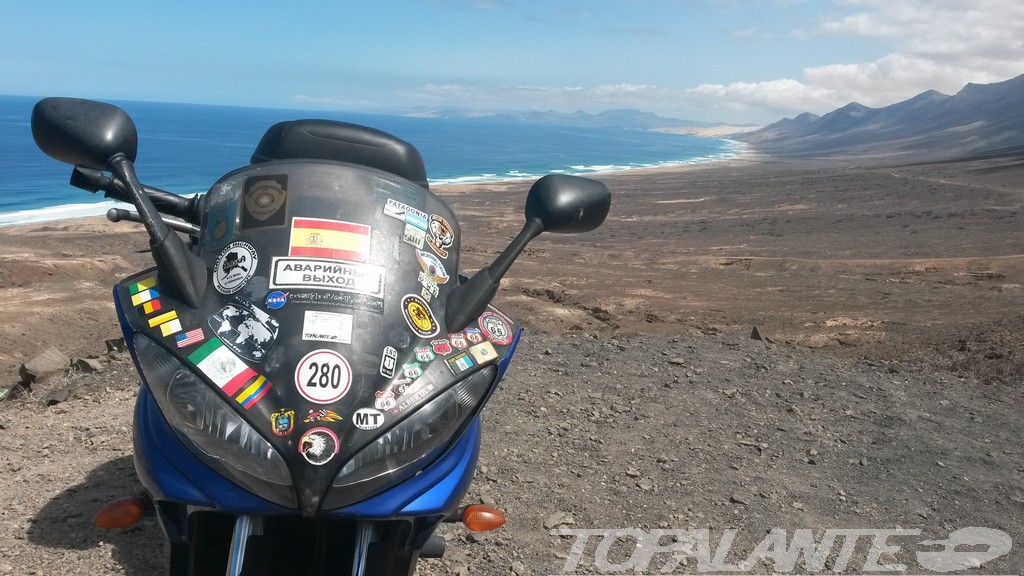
93,497,147,529
461,504,506,532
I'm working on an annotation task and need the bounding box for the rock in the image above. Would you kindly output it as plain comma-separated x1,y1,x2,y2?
105,338,127,353
750,326,763,341
511,560,527,575
45,387,70,406
730,493,750,506
72,357,105,373
791,501,806,510
625,467,641,478
543,511,574,530
637,478,655,491
18,346,70,383
667,358,687,365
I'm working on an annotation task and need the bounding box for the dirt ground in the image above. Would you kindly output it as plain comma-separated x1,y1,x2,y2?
0,154,1022,574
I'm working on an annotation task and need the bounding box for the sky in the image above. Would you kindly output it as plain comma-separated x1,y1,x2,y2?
2,0,1022,125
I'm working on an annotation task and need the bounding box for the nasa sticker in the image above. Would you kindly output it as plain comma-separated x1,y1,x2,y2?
401,294,439,338
214,241,258,294
299,427,339,466
353,408,385,430
265,291,288,309
295,349,352,404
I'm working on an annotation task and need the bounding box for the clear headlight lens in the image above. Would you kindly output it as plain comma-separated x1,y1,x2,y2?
325,365,497,509
133,335,295,508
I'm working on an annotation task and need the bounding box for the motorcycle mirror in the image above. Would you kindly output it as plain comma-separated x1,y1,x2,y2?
525,174,611,234
445,174,611,331
31,97,138,170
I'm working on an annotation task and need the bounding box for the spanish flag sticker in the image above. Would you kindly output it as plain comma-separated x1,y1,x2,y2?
289,218,370,262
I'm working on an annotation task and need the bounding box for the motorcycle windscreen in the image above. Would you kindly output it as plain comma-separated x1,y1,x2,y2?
116,160,518,506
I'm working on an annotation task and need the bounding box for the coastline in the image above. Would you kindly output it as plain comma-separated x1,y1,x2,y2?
0,141,756,227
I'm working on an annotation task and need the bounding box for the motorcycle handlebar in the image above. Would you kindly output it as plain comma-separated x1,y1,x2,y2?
70,166,202,223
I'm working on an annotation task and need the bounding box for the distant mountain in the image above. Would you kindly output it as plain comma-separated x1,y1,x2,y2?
735,74,1024,161
404,107,717,131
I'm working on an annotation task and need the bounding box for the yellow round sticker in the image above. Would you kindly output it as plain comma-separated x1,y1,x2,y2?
402,294,438,337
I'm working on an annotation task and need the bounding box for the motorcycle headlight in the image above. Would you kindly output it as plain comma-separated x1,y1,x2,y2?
133,335,296,508
324,365,497,509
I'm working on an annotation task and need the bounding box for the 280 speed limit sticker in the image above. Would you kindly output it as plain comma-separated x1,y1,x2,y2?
294,349,352,404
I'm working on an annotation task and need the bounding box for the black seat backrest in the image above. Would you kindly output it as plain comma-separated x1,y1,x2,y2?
251,119,429,189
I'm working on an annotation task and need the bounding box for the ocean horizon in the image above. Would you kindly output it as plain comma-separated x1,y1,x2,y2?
0,95,740,226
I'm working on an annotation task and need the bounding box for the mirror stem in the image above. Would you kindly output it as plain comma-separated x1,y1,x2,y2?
445,218,544,332
107,154,207,308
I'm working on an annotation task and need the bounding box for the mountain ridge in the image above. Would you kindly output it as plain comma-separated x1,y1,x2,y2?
734,73,1024,161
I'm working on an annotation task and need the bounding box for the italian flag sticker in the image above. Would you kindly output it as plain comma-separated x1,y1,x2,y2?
187,337,256,396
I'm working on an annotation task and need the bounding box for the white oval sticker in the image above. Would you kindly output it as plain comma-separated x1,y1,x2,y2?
352,408,385,430
294,349,352,404
213,241,258,294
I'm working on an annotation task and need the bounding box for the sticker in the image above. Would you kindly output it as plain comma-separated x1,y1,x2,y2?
210,301,280,362
393,383,435,415
449,332,468,350
304,408,342,423
265,291,288,309
403,223,426,249
402,362,423,379
214,241,258,295
160,318,183,337
271,409,295,436
414,346,435,363
402,294,438,338
479,310,513,346
418,271,439,300
142,299,162,315
302,310,353,343
405,209,428,231
416,250,449,284
175,328,206,349
270,257,385,297
131,288,159,307
295,349,352,404
299,427,339,466
374,390,396,411
188,337,257,396
242,175,287,228
426,215,454,259
383,198,411,220
289,217,370,262
129,276,157,295
148,310,178,329
468,341,498,365
380,346,398,378
353,408,385,430
445,352,475,376
465,328,483,344
236,375,272,410
286,290,385,315
431,339,453,356
205,202,236,250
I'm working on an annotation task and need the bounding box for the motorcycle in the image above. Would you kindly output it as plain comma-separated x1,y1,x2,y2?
30,97,610,575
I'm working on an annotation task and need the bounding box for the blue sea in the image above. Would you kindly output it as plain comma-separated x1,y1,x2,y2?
0,94,739,225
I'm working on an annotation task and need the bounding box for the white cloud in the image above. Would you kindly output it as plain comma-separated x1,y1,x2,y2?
686,0,1024,121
